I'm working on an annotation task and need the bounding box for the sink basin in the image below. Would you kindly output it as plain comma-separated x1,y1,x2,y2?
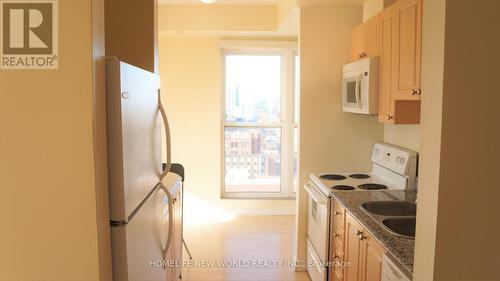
382,217,416,238
361,201,416,216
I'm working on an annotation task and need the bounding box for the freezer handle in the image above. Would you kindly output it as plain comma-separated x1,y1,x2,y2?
158,89,171,181
159,182,174,261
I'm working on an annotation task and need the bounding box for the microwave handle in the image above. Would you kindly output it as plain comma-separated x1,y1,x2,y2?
356,73,363,107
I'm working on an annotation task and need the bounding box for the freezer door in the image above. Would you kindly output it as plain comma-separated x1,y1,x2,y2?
106,60,162,221
111,184,171,281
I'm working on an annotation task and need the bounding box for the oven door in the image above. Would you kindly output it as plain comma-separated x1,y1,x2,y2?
305,181,329,262
342,73,363,112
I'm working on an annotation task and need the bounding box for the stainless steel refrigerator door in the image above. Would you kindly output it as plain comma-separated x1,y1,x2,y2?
111,183,171,281
106,60,162,222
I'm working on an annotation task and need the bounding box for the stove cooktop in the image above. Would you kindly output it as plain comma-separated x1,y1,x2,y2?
357,183,388,190
332,185,356,190
311,172,396,194
349,174,370,179
319,174,347,180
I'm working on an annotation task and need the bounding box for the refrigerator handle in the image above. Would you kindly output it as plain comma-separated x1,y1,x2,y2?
158,89,171,181
159,182,174,261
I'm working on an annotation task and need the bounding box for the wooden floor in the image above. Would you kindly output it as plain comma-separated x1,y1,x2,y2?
180,216,311,281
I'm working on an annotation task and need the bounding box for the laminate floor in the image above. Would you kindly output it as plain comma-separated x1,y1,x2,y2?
180,216,311,281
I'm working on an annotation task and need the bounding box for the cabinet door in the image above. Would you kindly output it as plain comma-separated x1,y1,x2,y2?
394,0,422,100
364,14,380,58
378,4,397,123
360,233,385,281
344,214,363,281
352,24,364,61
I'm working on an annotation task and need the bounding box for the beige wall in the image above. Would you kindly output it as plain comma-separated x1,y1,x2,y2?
296,5,384,265
384,125,420,152
363,0,383,21
159,5,277,32
412,0,445,278
0,1,102,280
414,0,500,279
362,0,396,21
158,37,296,214
158,3,299,38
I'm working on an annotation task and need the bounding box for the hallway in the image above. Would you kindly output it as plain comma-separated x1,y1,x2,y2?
180,216,311,281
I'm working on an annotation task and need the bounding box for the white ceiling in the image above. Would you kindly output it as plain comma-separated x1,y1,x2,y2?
158,0,282,5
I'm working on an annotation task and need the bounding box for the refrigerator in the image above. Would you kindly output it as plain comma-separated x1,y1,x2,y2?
105,58,178,281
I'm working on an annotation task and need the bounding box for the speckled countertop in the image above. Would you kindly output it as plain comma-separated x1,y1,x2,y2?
330,190,417,276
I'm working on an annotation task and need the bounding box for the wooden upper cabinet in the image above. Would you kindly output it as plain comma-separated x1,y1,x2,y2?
364,14,380,58
394,0,422,100
351,14,380,61
378,4,397,123
351,24,365,61
360,233,385,281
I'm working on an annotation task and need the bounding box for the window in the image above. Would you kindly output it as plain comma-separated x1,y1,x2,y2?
222,47,299,198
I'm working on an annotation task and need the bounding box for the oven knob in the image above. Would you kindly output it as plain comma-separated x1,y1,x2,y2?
396,156,405,164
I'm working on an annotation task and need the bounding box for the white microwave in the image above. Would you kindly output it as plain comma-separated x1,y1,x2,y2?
342,57,379,114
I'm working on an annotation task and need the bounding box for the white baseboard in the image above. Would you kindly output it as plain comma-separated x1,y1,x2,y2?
227,207,296,216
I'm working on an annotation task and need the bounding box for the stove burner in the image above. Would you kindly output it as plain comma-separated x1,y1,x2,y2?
333,185,356,190
320,174,347,180
358,183,388,190
349,174,370,179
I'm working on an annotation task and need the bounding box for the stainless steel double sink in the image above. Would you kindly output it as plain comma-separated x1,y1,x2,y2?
360,201,417,239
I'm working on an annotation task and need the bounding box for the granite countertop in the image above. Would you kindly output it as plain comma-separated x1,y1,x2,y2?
330,190,417,276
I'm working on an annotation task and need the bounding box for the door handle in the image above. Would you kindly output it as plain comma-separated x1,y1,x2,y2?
159,182,174,261
158,90,171,181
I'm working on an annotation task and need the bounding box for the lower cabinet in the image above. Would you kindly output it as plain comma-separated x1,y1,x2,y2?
360,232,385,281
335,209,385,281
344,213,363,281
330,199,347,281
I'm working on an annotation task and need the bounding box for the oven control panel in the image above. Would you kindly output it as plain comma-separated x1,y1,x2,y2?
371,142,417,176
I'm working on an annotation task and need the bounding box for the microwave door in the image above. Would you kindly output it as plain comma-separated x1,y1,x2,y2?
343,76,360,108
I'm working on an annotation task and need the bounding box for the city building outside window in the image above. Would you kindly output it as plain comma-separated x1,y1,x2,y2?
222,46,299,199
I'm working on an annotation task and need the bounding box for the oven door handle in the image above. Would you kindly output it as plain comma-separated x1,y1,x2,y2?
304,183,327,205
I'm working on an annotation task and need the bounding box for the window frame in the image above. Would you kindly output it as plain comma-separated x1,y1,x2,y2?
220,45,299,199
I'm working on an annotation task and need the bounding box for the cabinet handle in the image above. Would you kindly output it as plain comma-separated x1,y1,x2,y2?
172,198,178,204
334,211,341,216
386,115,393,121
412,89,419,95
356,230,367,240
333,233,340,238
417,89,422,95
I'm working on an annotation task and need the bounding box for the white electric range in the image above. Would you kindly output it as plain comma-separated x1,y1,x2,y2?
305,142,418,281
